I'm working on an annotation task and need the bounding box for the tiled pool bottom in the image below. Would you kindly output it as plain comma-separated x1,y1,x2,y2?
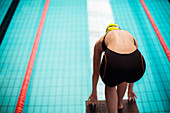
0,0,170,113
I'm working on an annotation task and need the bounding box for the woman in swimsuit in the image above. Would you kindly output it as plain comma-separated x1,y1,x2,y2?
87,23,146,113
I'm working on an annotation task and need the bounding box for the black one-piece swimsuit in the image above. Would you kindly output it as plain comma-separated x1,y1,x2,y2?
100,34,146,87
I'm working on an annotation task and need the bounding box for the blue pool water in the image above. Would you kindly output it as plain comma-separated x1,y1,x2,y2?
0,0,169,113
110,0,170,112
0,0,13,25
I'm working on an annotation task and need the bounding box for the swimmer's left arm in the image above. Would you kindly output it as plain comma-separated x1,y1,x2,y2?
88,36,104,105
92,36,104,93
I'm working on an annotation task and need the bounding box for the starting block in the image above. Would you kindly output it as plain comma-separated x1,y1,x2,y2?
86,100,139,113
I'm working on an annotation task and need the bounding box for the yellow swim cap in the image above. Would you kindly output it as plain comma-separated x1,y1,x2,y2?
106,23,120,33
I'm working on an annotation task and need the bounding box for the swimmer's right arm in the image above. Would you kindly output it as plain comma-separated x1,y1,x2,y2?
128,83,134,91
128,83,137,102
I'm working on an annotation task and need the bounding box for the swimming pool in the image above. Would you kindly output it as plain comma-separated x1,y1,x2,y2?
0,0,169,113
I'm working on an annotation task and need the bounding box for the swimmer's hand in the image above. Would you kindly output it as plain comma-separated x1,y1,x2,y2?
128,89,137,102
87,92,99,105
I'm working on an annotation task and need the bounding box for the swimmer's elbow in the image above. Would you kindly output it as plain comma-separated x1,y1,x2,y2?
93,70,100,76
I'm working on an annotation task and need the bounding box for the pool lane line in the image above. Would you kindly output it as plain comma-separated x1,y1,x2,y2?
0,0,20,45
140,0,170,62
15,0,50,112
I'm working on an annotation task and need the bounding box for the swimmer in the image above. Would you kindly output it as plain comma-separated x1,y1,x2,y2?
87,23,146,113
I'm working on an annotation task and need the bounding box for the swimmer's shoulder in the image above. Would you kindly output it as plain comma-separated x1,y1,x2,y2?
120,30,130,34
107,30,128,35
120,30,138,48
105,30,134,41
120,30,136,39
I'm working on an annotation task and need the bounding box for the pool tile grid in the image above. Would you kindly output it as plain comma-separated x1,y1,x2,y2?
0,0,46,112
110,0,170,112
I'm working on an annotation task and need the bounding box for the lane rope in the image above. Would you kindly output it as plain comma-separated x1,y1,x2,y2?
140,0,170,62
15,0,50,112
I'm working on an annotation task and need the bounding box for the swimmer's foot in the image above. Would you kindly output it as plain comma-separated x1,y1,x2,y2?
118,103,123,110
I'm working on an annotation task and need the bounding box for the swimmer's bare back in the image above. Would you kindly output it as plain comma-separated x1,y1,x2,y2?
104,30,138,54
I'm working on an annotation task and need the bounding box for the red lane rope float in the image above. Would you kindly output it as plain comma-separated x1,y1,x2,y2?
15,0,50,112
140,0,170,62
